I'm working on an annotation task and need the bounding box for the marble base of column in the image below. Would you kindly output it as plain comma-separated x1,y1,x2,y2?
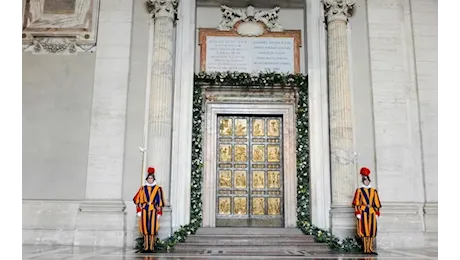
329,205,355,239
75,200,126,247
158,206,173,239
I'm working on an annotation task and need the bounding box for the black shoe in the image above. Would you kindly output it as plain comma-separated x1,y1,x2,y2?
371,251,378,255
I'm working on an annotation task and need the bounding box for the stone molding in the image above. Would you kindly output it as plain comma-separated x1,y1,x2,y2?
202,86,298,106
423,202,438,215
79,200,126,212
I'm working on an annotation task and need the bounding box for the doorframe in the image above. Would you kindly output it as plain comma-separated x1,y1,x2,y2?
201,87,298,228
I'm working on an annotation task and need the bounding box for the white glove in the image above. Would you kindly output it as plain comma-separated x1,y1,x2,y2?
137,212,142,217
356,214,361,220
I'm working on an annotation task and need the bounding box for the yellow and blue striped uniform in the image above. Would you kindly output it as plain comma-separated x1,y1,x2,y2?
133,185,165,251
352,187,382,253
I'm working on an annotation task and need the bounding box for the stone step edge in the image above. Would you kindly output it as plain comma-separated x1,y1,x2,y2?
176,243,330,247
173,248,332,252
185,239,316,243
195,228,304,234
188,234,314,237
184,241,319,246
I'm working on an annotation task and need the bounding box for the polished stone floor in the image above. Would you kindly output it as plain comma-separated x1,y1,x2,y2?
23,245,438,260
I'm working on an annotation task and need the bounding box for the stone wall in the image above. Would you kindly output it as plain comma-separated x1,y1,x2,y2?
22,0,134,247
366,0,438,248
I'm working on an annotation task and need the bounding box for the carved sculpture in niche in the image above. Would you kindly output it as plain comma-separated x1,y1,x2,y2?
22,0,100,54
218,5,283,36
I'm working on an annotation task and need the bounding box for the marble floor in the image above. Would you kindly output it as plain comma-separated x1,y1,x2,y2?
23,245,438,260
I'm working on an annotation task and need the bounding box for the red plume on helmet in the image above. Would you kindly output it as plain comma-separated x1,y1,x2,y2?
147,167,155,174
360,167,371,176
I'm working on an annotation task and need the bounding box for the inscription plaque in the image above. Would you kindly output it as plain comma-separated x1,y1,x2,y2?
205,36,294,74
199,29,301,74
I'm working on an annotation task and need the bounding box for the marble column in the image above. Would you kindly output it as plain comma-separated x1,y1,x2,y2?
323,0,356,238
146,0,178,237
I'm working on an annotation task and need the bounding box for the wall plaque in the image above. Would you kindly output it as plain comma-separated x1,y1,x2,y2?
199,5,301,74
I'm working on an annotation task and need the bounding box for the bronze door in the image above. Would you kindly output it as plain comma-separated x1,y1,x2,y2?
216,115,284,227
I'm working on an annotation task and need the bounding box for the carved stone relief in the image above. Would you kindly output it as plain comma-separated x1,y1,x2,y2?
22,0,100,54
217,5,283,36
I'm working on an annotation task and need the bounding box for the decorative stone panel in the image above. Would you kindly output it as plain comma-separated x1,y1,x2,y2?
22,0,100,54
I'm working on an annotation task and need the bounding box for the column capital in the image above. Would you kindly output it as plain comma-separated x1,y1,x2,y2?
322,0,355,23
147,0,179,21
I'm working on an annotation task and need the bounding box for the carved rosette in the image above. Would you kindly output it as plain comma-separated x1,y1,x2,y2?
147,0,179,21
323,0,355,23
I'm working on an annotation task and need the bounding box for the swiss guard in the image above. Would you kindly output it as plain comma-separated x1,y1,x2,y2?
352,167,382,255
133,167,165,253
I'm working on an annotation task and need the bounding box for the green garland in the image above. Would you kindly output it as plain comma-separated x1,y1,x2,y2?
135,71,361,253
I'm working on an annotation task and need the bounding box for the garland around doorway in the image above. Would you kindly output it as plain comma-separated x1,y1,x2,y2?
135,71,361,252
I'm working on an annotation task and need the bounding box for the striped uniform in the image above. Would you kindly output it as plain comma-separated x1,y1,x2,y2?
352,187,382,254
133,185,165,251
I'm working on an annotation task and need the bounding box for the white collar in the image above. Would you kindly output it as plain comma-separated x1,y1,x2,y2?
145,180,157,187
361,183,371,189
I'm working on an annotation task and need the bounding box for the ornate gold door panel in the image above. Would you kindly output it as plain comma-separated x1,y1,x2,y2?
216,115,284,227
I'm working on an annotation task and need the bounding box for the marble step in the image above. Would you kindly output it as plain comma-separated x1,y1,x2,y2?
175,227,333,254
194,227,304,235
182,240,322,246
185,235,316,243
173,244,332,252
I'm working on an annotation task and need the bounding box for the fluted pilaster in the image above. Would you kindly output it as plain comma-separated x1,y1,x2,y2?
323,0,355,238
146,0,178,206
